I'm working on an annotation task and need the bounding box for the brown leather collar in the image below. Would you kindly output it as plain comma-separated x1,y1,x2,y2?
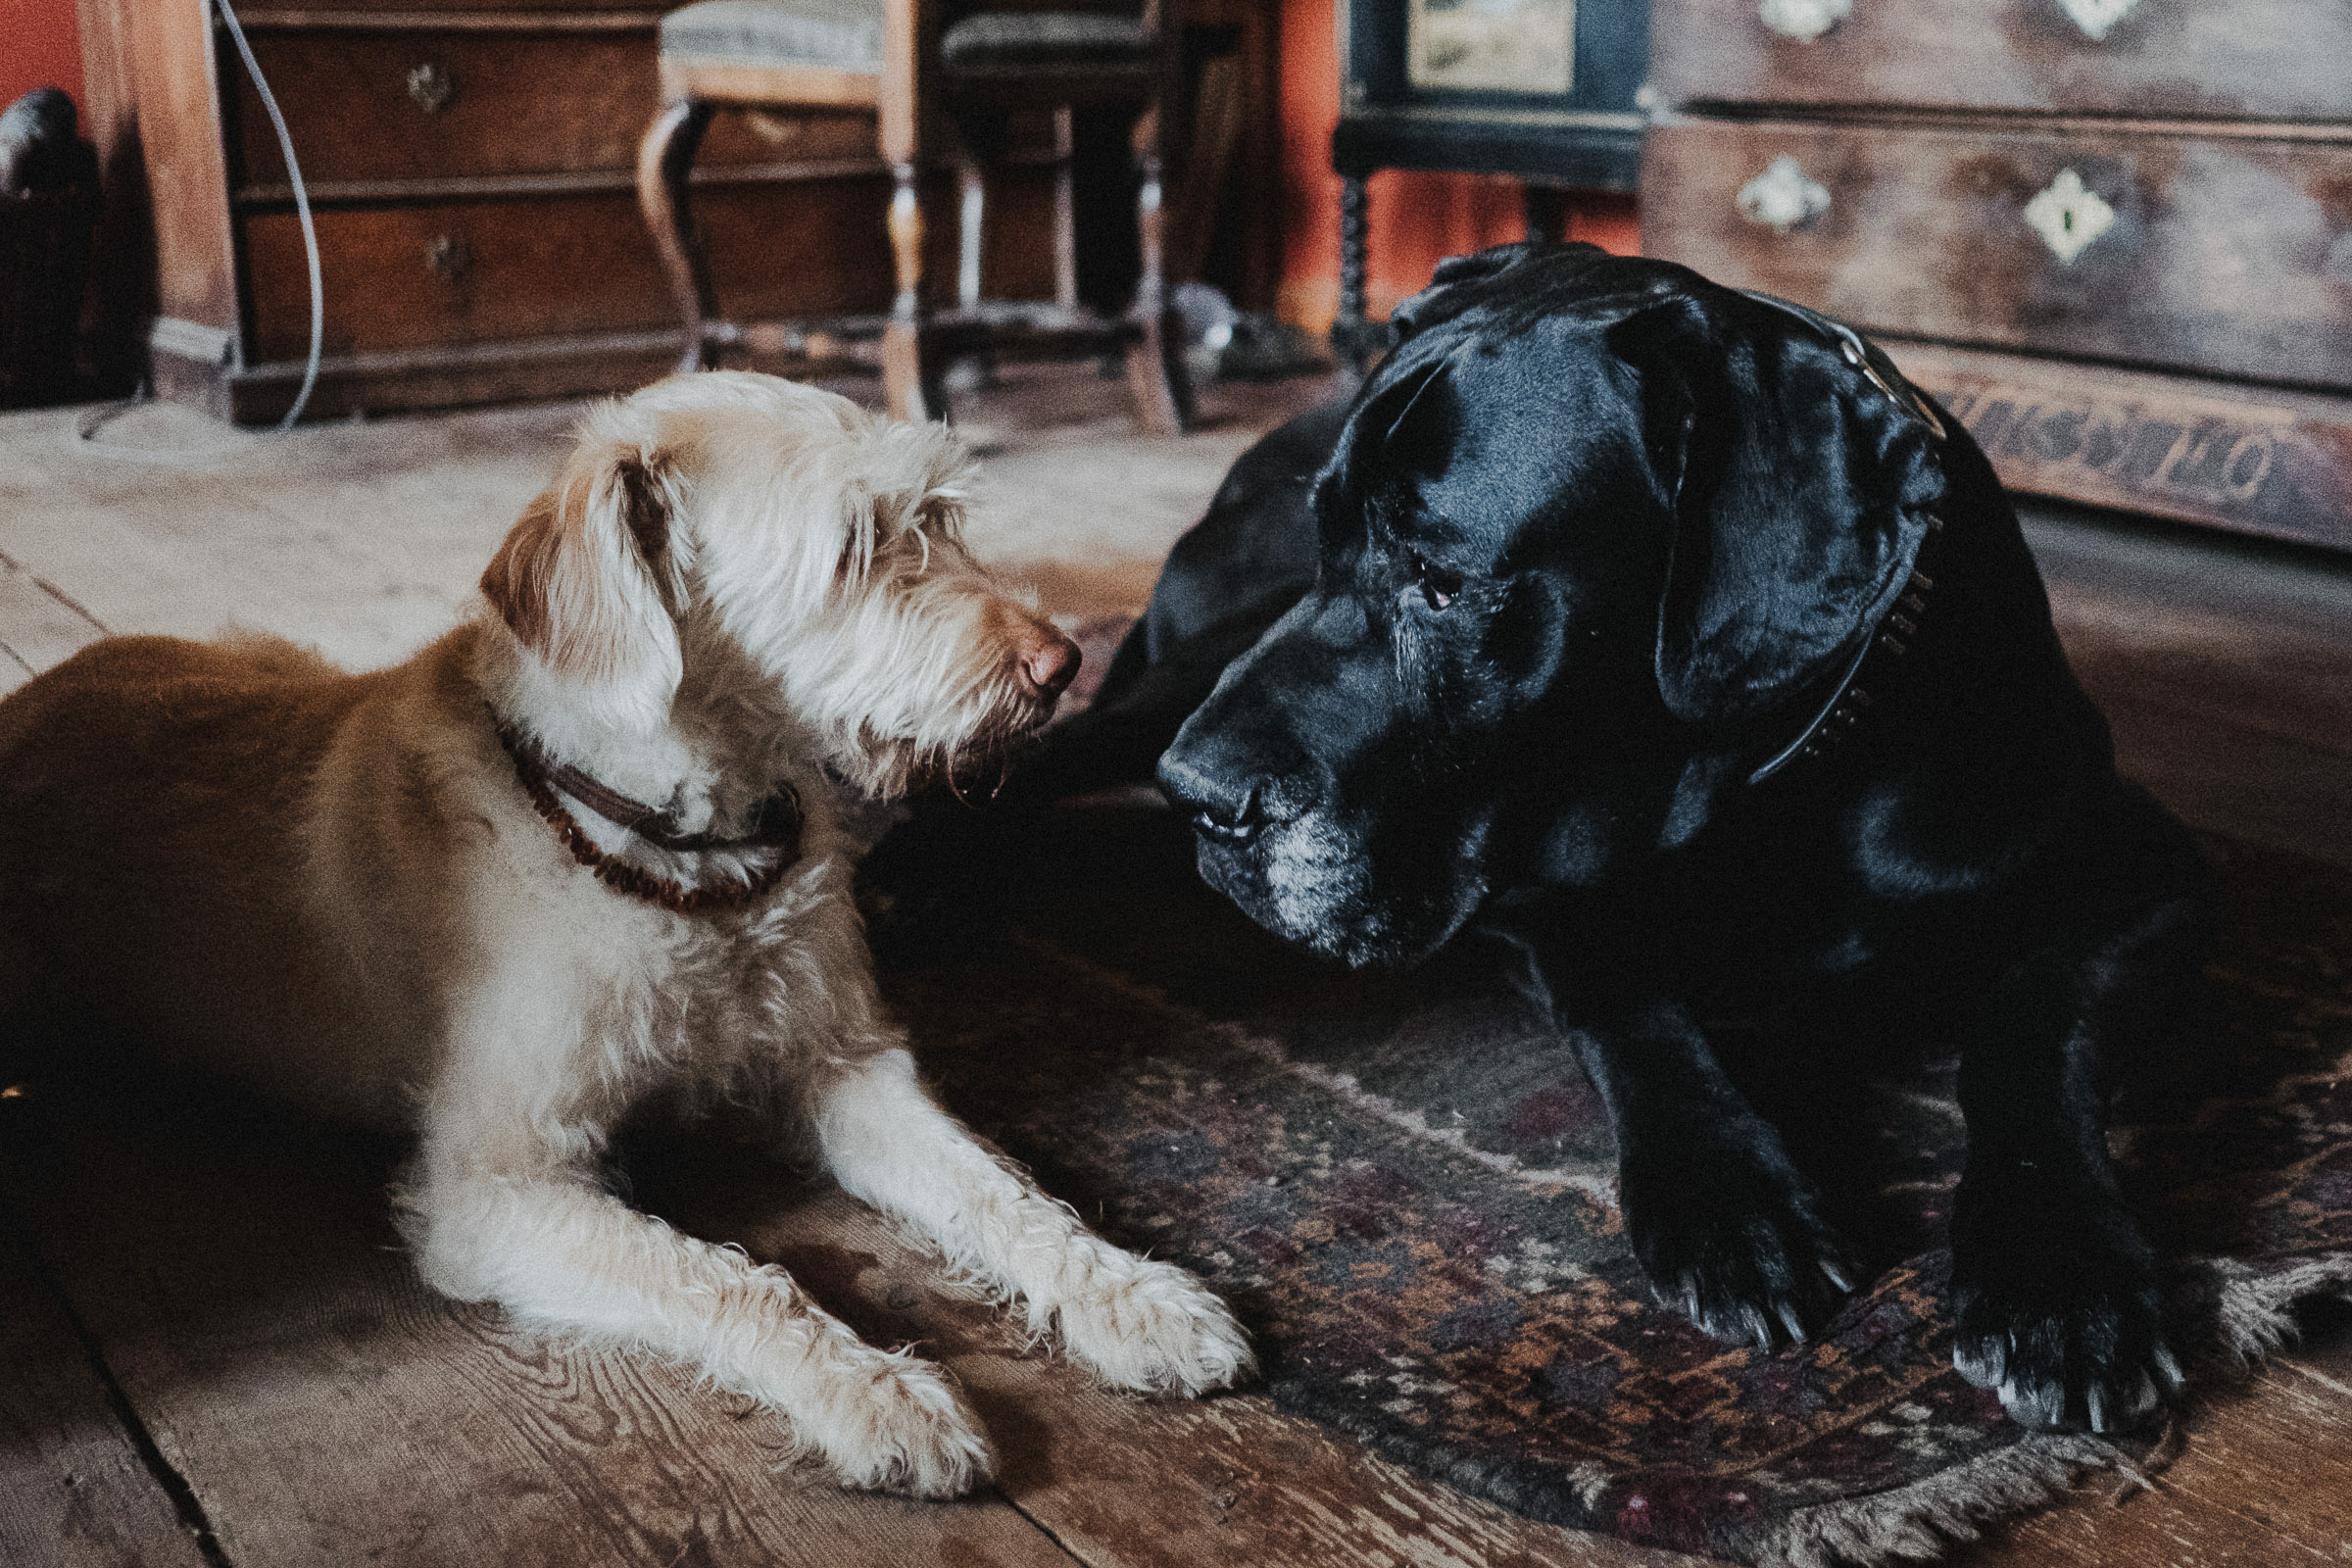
492,716,804,913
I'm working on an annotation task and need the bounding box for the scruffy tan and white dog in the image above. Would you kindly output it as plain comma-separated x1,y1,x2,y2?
0,371,1250,1494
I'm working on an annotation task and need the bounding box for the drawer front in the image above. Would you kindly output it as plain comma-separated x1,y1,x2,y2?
243,180,898,359
1650,0,2352,122
1642,120,2352,390
233,30,877,188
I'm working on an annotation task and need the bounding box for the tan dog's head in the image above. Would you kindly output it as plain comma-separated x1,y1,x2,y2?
480,372,1078,796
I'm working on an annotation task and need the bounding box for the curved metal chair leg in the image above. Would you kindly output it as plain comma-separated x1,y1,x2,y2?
637,97,721,374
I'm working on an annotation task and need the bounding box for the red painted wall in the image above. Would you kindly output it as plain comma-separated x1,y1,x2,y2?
1276,0,1638,330
1,0,84,115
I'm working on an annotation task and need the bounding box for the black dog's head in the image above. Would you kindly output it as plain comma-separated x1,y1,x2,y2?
1157,243,1948,967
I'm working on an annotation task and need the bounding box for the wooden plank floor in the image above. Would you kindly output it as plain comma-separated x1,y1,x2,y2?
2,373,2348,1567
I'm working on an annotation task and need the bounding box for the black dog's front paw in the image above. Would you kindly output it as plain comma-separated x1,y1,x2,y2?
1950,1168,2182,1433
1620,1135,1858,1350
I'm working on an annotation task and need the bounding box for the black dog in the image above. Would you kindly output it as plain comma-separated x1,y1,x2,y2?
1034,242,2213,1435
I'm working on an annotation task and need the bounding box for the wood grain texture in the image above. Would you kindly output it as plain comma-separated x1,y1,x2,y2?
1650,0,2352,122
122,0,239,329
4,368,2351,1566
232,31,880,187
647,1156,1708,1568
219,328,791,425
0,1096,1077,1568
1964,1338,2352,1566
1642,117,2352,393
1194,0,1284,310
86,0,1194,421
2029,495,2352,872
1881,338,2352,554
0,1223,209,1568
241,179,899,358
241,168,1054,364
0,565,107,678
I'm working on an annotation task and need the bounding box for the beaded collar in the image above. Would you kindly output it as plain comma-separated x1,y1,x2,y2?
492,716,803,914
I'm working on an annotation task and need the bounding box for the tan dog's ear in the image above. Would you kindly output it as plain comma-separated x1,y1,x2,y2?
482,433,684,721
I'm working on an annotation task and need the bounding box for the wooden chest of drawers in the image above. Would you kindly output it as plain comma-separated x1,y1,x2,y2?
77,0,1058,422
1642,0,2352,553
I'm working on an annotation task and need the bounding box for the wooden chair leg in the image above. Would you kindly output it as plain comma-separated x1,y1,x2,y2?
1333,173,1377,373
1052,105,1078,312
956,157,985,312
637,98,721,374
1524,181,1567,245
882,159,947,422
1122,108,1191,436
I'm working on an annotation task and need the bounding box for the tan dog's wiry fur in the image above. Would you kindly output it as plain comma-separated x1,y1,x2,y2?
0,372,1251,1494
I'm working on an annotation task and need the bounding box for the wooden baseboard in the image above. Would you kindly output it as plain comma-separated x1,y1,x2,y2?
149,324,889,426
1881,337,2352,555
148,302,1137,426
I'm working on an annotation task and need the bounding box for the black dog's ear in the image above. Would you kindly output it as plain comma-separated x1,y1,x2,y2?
1636,294,1946,727
1389,241,1609,344
1314,354,1454,518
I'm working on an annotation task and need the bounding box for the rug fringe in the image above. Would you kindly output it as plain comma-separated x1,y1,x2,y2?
2201,1251,2352,1364
1755,1434,2111,1568
1751,1249,2352,1568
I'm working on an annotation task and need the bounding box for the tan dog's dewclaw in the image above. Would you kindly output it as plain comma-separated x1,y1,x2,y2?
0,371,1252,1494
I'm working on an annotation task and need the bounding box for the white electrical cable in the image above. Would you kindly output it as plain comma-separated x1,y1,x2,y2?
215,0,322,430
73,0,327,458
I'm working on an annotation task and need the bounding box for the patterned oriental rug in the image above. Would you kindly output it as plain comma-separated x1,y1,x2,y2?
866,637,2352,1568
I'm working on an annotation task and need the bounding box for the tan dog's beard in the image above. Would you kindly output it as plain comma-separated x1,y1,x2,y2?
843,679,1054,803
770,570,1063,803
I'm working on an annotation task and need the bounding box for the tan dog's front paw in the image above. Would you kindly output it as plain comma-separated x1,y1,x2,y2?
1054,1255,1254,1397
807,1350,996,1497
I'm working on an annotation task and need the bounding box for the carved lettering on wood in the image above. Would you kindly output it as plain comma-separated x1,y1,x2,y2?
1931,383,2287,511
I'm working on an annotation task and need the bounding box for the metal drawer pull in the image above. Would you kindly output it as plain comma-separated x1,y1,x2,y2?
406,62,455,114
2023,169,2115,264
1758,0,1849,42
2057,0,2137,41
425,234,471,280
1738,156,1832,231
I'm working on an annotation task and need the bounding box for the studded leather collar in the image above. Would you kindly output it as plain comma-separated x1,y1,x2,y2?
1734,290,1951,788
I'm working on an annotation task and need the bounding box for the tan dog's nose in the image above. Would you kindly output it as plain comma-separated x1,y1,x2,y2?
1015,623,1082,699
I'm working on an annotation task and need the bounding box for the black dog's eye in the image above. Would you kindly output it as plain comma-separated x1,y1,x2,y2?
1407,550,1462,612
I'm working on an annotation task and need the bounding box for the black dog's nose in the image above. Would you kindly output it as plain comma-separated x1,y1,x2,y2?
1156,755,1264,845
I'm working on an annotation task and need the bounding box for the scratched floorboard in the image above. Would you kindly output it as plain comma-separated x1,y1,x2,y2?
0,1086,1080,1568
0,1201,210,1568
2,373,2350,1566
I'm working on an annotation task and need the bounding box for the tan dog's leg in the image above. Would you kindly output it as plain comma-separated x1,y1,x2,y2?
408,1127,994,1494
815,1050,1253,1396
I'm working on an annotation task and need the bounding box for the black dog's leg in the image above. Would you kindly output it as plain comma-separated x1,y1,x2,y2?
1567,997,1859,1349
1948,887,2207,1432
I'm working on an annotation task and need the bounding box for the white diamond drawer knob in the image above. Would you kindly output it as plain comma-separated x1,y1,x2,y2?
2058,0,2138,41
1758,0,1850,41
2023,169,2116,265
1738,156,1833,231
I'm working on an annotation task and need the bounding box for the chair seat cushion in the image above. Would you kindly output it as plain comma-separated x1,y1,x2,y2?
938,11,1153,71
660,0,884,73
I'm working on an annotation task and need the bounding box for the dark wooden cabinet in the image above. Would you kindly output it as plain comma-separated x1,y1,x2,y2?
1642,0,2352,554
74,0,1267,423
77,0,923,421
